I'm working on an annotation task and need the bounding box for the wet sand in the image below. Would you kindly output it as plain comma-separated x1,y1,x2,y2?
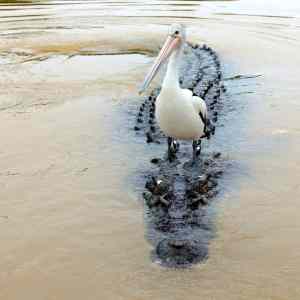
1,0,300,299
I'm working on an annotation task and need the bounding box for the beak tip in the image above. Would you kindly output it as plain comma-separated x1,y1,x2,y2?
138,87,145,95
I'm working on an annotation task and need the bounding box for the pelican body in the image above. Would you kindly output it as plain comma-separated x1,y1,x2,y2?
139,24,209,160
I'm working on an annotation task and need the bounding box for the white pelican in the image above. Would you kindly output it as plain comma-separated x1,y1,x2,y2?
139,24,209,161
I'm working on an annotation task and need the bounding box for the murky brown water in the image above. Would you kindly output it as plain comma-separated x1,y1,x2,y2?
1,0,300,299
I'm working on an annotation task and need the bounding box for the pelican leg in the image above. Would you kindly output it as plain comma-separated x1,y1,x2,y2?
167,137,178,162
192,139,202,161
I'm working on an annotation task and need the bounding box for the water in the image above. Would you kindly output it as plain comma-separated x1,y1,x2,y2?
1,1,300,299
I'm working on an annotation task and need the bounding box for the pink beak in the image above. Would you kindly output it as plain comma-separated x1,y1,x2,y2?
139,35,181,94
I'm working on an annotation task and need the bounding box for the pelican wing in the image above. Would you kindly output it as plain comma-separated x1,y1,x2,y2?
192,96,207,123
192,96,214,139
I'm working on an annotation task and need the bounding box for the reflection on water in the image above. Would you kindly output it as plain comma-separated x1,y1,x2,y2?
1,0,300,300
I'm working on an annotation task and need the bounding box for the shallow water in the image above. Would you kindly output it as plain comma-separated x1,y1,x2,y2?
1,0,300,299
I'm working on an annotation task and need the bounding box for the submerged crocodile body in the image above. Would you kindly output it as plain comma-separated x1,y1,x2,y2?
134,43,227,267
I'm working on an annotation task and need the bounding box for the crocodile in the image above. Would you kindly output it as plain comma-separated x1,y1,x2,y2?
134,43,227,267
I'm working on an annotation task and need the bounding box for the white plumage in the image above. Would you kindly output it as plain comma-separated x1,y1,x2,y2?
156,52,207,140
139,24,208,160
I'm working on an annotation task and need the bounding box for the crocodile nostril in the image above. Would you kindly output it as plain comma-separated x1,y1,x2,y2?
155,239,208,267
168,239,186,249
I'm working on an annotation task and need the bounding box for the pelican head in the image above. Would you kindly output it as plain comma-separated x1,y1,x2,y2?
139,24,186,94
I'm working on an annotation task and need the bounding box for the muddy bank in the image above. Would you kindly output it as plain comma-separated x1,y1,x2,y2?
133,43,227,267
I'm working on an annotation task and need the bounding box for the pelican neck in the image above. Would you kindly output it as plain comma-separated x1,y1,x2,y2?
163,45,182,90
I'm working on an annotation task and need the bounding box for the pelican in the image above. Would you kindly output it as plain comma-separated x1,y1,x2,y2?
139,24,210,161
